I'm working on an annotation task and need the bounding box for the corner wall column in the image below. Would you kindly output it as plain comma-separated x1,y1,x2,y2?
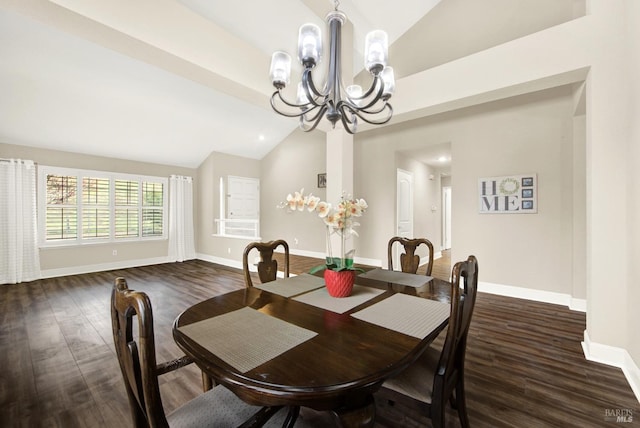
326,128,354,260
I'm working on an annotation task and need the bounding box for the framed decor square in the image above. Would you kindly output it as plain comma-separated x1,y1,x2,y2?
478,173,537,214
317,173,327,188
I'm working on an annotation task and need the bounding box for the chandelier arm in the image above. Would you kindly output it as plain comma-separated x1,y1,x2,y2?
341,102,394,126
344,78,386,111
271,91,318,118
336,103,358,134
274,90,314,110
302,69,327,105
300,105,329,132
356,75,384,102
301,104,326,123
339,103,357,124
336,97,389,116
352,100,391,115
338,109,357,134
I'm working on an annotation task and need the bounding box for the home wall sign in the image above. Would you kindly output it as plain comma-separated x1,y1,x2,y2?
478,174,537,214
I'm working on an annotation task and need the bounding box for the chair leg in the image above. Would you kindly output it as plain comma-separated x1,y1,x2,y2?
283,406,300,428
431,397,447,428
455,380,470,428
201,372,215,391
238,406,284,428
449,393,457,409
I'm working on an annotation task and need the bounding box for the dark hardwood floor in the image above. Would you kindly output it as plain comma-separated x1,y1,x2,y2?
1,252,637,427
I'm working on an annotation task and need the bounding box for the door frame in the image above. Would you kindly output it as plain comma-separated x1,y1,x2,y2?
395,168,414,267
442,185,452,250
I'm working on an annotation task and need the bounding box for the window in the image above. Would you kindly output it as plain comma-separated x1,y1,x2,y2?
38,166,168,246
82,176,110,239
115,180,139,238
215,176,260,239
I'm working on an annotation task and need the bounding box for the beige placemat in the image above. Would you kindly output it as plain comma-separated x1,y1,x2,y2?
351,293,450,339
359,268,433,288
293,285,385,314
256,273,325,297
178,307,317,372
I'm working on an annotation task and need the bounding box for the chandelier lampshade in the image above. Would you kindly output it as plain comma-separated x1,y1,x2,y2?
298,24,322,66
269,3,394,134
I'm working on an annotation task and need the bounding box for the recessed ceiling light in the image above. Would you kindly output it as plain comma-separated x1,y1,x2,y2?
258,134,265,141
438,156,448,162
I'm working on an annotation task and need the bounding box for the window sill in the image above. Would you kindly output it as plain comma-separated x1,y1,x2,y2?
39,236,168,249
212,234,262,241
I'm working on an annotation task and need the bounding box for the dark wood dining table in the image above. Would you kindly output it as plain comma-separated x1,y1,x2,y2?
172,270,452,427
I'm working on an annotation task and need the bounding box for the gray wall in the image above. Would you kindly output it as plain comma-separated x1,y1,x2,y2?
195,151,260,264
1,81,584,299
353,85,581,296
260,129,327,255
627,0,640,371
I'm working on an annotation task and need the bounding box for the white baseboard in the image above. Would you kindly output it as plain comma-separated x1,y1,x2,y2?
420,251,442,269
41,256,171,279
569,297,587,312
582,331,640,403
623,353,640,404
479,280,587,313
196,253,243,270
355,255,383,267
288,248,325,259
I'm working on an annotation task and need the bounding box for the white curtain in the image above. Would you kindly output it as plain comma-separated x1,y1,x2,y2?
1,159,41,284
168,175,196,262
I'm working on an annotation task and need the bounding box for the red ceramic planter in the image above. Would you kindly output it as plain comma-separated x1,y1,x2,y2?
324,269,355,297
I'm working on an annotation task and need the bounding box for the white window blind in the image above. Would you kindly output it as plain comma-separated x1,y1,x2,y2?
38,166,167,246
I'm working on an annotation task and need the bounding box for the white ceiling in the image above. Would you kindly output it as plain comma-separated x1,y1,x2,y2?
176,0,441,65
0,0,440,168
398,142,451,172
0,8,299,167
0,0,578,169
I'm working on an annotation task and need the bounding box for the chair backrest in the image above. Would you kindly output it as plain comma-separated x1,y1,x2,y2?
434,255,478,396
387,237,435,276
111,277,169,428
242,239,290,287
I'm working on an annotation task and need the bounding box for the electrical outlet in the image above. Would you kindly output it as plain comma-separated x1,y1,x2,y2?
112,250,117,256
227,247,231,254
294,238,299,246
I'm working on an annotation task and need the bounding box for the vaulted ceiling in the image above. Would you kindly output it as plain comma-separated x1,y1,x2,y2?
0,0,579,168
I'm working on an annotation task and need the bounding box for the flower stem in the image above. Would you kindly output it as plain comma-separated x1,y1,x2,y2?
326,226,333,262
341,229,346,269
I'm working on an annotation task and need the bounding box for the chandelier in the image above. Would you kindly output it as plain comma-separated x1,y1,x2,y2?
269,1,395,134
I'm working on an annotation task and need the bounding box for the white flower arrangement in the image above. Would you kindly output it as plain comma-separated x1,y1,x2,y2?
279,189,368,272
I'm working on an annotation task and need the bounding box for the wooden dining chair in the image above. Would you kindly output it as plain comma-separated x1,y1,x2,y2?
377,255,478,428
111,277,283,428
387,236,435,276
242,239,290,288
